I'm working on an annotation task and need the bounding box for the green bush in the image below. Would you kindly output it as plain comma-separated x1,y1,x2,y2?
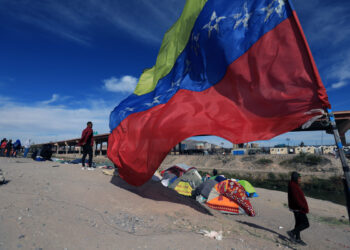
280,152,330,166
267,172,276,180
241,156,256,162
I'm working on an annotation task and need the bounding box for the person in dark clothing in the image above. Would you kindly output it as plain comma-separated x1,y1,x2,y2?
12,139,21,157
78,121,94,170
287,171,309,246
40,144,53,161
210,169,226,183
5,140,12,157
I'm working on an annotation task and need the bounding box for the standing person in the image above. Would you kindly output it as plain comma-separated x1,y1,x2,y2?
23,139,32,158
5,139,12,157
287,172,309,246
0,139,7,157
78,121,94,170
12,139,21,157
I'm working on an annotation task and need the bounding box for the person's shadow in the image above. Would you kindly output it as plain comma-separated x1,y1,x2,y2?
236,220,296,248
110,175,212,215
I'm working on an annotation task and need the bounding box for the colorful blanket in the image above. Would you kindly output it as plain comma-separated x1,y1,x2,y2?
217,180,256,217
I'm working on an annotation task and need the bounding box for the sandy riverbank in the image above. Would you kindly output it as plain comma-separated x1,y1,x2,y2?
0,157,349,250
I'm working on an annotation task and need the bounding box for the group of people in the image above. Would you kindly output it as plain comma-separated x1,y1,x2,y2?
0,121,93,165
0,138,32,158
0,138,22,157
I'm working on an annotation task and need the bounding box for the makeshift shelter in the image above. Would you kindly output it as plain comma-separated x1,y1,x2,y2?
217,180,256,216
168,168,202,191
174,181,193,196
160,163,195,187
160,163,194,178
238,180,258,197
206,180,256,216
193,179,218,198
206,183,245,215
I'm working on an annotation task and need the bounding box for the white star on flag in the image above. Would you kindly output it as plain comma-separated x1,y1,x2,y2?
125,107,134,112
233,2,252,29
144,95,162,107
202,11,226,38
275,0,286,17
261,0,286,22
167,78,182,92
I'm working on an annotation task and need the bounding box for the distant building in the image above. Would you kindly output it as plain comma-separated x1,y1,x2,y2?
320,145,336,154
270,147,288,155
294,146,316,154
180,139,222,153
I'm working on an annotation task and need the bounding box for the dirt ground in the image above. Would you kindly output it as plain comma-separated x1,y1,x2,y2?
0,157,349,250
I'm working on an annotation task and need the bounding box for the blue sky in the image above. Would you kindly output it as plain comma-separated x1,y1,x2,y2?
0,0,349,147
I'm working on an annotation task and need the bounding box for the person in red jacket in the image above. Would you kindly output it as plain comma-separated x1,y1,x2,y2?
78,121,94,170
287,171,309,246
0,139,7,157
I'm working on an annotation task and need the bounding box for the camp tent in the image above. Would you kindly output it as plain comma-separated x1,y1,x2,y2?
193,179,218,198
174,181,193,196
168,168,202,190
206,185,245,215
238,180,258,197
160,163,194,178
206,180,256,216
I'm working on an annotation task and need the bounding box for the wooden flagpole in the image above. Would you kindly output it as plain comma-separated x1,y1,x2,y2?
327,109,350,222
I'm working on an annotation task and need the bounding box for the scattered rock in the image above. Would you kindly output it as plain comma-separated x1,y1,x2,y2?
18,235,25,239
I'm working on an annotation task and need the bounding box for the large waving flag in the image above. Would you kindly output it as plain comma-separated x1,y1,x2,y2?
108,0,330,186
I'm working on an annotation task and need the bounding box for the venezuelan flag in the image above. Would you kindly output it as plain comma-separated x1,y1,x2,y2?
108,0,330,186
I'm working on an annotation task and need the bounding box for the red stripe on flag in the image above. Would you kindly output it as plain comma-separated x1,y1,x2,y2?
108,16,330,186
291,11,330,106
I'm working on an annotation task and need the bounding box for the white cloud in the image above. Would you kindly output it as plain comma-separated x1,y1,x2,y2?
190,130,342,149
0,95,12,105
292,0,350,93
0,98,112,144
0,0,185,45
103,76,138,93
41,94,60,105
255,131,337,147
330,81,348,90
326,50,350,91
